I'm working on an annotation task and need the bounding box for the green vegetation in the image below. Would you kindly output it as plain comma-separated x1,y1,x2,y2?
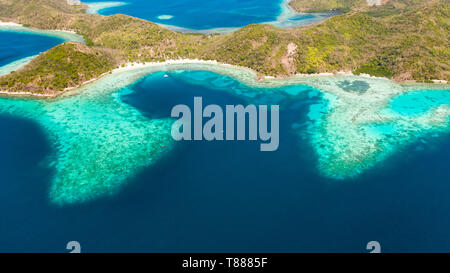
0,0,448,95
354,64,394,78
71,14,206,63
0,42,115,94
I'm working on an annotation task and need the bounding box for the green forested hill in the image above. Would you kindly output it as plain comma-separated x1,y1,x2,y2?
0,42,114,94
0,0,448,95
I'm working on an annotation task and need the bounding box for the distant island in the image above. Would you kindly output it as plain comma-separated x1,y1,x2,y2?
0,0,448,96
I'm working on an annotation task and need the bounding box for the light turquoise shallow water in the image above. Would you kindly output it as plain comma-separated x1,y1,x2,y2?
0,27,85,76
1,1,450,252
389,90,450,116
0,79,174,205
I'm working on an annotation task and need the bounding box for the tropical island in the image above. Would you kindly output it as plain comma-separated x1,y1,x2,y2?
0,0,448,96
2,1,450,253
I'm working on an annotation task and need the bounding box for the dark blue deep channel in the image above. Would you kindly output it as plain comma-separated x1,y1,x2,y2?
1,71,450,252
88,0,287,30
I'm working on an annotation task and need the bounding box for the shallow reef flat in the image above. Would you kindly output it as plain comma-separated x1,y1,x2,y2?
0,24,86,76
0,62,449,205
86,0,335,34
85,1,128,15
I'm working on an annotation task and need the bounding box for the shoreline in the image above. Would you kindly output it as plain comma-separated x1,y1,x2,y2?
0,91,58,98
1,59,448,100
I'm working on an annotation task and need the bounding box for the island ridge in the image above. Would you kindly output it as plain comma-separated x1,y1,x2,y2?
0,0,448,96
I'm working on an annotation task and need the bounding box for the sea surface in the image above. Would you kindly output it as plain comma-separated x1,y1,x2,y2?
1,70,450,252
0,31,64,67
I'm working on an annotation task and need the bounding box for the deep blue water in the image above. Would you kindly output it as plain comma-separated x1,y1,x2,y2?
0,31,64,67
1,71,450,252
88,0,285,29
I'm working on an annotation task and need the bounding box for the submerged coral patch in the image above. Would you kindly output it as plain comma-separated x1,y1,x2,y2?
85,2,128,15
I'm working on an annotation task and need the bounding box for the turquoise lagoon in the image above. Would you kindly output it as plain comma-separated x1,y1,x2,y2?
0,62,450,252
0,25,85,76
84,0,336,32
